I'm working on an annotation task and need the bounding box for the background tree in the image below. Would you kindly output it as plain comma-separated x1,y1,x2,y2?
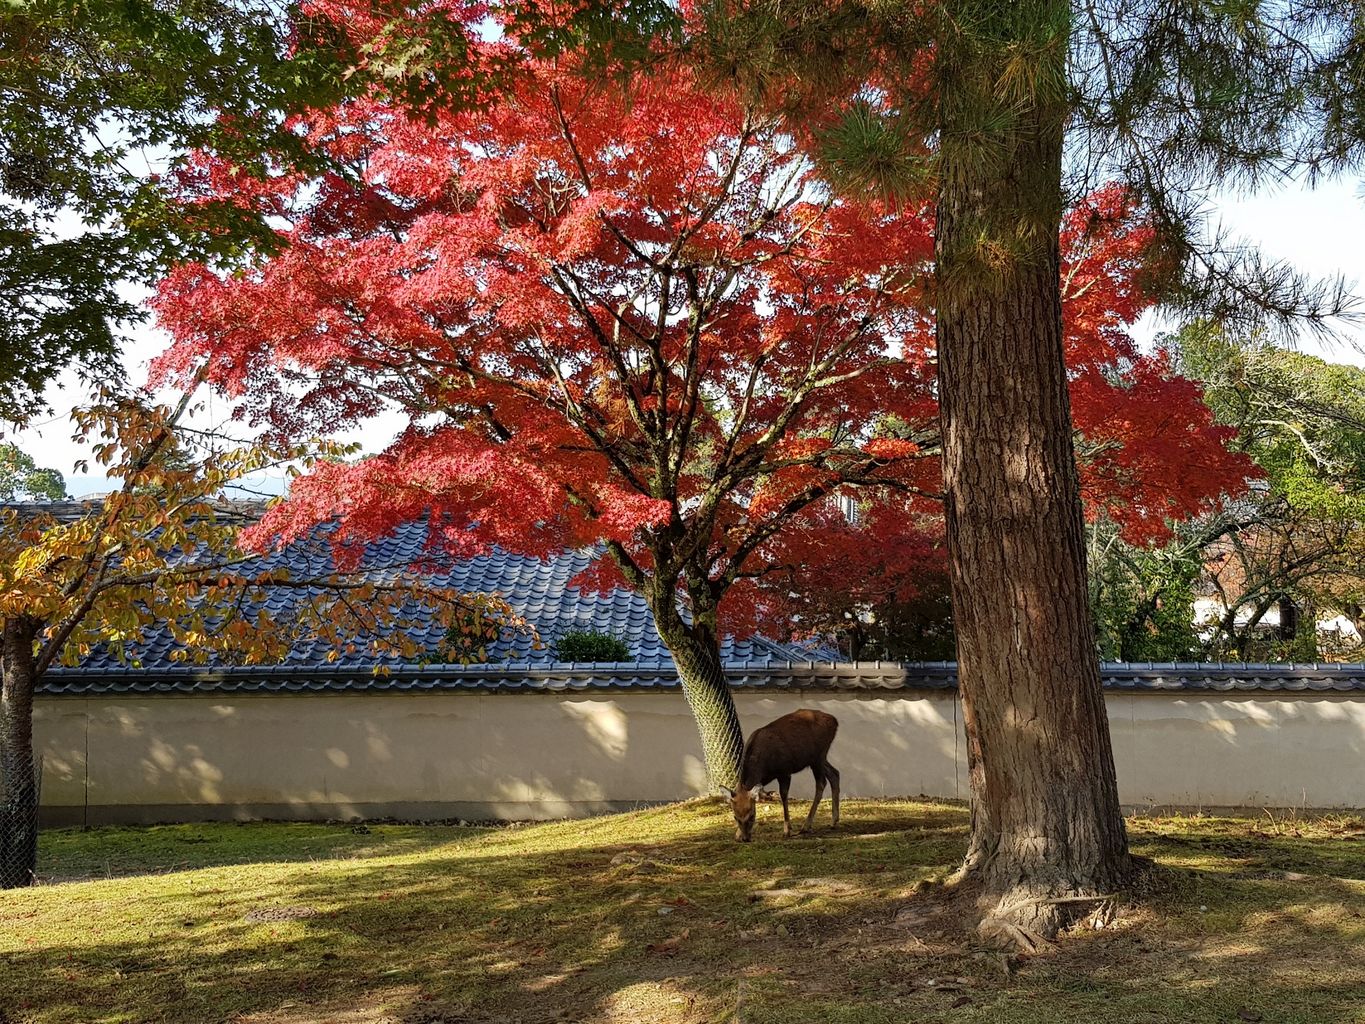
1086,517,1204,662
1174,330,1365,660
0,0,346,419
0,445,65,503
0,391,510,888
756,504,954,661
699,0,1363,942
0,0,674,421
153,54,1247,792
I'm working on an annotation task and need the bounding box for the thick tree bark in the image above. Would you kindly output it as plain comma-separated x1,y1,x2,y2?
1,616,41,889
652,601,745,791
935,1,1130,943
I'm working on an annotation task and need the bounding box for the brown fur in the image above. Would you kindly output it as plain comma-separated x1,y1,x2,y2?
728,709,840,841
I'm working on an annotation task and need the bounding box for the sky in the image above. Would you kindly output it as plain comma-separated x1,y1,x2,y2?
11,174,1365,497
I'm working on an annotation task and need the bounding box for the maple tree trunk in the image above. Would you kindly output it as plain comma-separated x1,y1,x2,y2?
653,611,744,791
1,617,41,889
935,1,1130,944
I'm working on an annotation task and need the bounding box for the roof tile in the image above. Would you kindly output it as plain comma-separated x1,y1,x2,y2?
29,516,1365,697
40,659,1365,696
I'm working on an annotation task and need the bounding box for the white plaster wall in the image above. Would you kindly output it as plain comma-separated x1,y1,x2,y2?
1109,693,1365,809
30,689,1365,823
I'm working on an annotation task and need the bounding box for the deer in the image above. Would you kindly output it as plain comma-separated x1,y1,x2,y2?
721,709,840,842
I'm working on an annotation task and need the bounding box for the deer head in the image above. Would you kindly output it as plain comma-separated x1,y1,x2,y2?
721,785,756,842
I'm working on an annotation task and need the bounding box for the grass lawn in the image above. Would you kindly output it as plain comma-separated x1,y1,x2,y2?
3,800,1365,1023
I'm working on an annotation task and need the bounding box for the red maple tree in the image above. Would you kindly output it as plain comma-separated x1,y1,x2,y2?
152,58,1251,787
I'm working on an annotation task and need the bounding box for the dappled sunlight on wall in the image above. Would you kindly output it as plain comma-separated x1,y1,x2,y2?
139,738,225,803
28,690,1365,824
1110,694,1365,810
561,700,630,761
681,754,708,795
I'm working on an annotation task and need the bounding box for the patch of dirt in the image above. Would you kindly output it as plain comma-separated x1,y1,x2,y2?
795,876,861,894
886,881,982,946
743,872,1174,1021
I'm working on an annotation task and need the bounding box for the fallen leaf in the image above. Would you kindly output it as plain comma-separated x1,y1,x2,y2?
951,996,973,1009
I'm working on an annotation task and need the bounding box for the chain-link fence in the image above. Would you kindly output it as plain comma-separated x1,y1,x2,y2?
0,756,42,889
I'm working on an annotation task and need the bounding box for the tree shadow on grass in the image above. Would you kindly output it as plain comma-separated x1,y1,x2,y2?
739,857,1365,1024
6,802,1365,1024
36,821,480,883
1129,820,1365,881
4,802,958,1023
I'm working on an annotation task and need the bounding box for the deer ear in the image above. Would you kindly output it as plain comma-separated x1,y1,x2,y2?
719,785,735,799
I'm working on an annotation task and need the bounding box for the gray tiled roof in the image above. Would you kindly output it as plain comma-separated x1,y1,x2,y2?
39,659,1365,696
1099,662,1365,692
23,506,1365,697
50,518,805,675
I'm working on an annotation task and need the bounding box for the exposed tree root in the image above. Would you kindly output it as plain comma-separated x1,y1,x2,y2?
976,890,1120,951
893,858,1152,955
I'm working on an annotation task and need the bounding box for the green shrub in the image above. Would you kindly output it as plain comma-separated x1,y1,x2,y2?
554,629,631,662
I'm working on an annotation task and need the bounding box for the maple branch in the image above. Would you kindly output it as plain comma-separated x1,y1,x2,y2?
505,345,656,497
604,539,648,593
716,480,841,595
558,480,652,590
549,264,655,443
667,267,711,484
550,83,671,281
549,85,595,193
710,306,886,500
671,116,757,253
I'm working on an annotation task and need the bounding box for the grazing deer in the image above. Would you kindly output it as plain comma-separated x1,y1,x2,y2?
722,709,840,842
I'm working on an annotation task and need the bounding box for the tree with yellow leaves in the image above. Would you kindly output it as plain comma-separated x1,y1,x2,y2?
0,391,512,888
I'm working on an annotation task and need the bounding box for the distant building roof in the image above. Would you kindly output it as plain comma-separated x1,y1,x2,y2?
22,505,1365,698
22,512,806,675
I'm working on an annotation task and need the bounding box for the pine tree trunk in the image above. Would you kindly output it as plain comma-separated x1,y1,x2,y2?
1,617,41,889
935,0,1130,944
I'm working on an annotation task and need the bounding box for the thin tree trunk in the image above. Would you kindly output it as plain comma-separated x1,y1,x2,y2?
1235,598,1275,658
671,636,744,791
652,599,744,791
935,0,1130,944
1277,595,1299,642
1,616,41,889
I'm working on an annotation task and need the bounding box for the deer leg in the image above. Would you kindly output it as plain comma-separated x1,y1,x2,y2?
825,762,840,827
802,766,827,835
778,775,792,837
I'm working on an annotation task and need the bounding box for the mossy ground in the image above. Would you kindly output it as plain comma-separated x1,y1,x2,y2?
3,800,1364,1023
